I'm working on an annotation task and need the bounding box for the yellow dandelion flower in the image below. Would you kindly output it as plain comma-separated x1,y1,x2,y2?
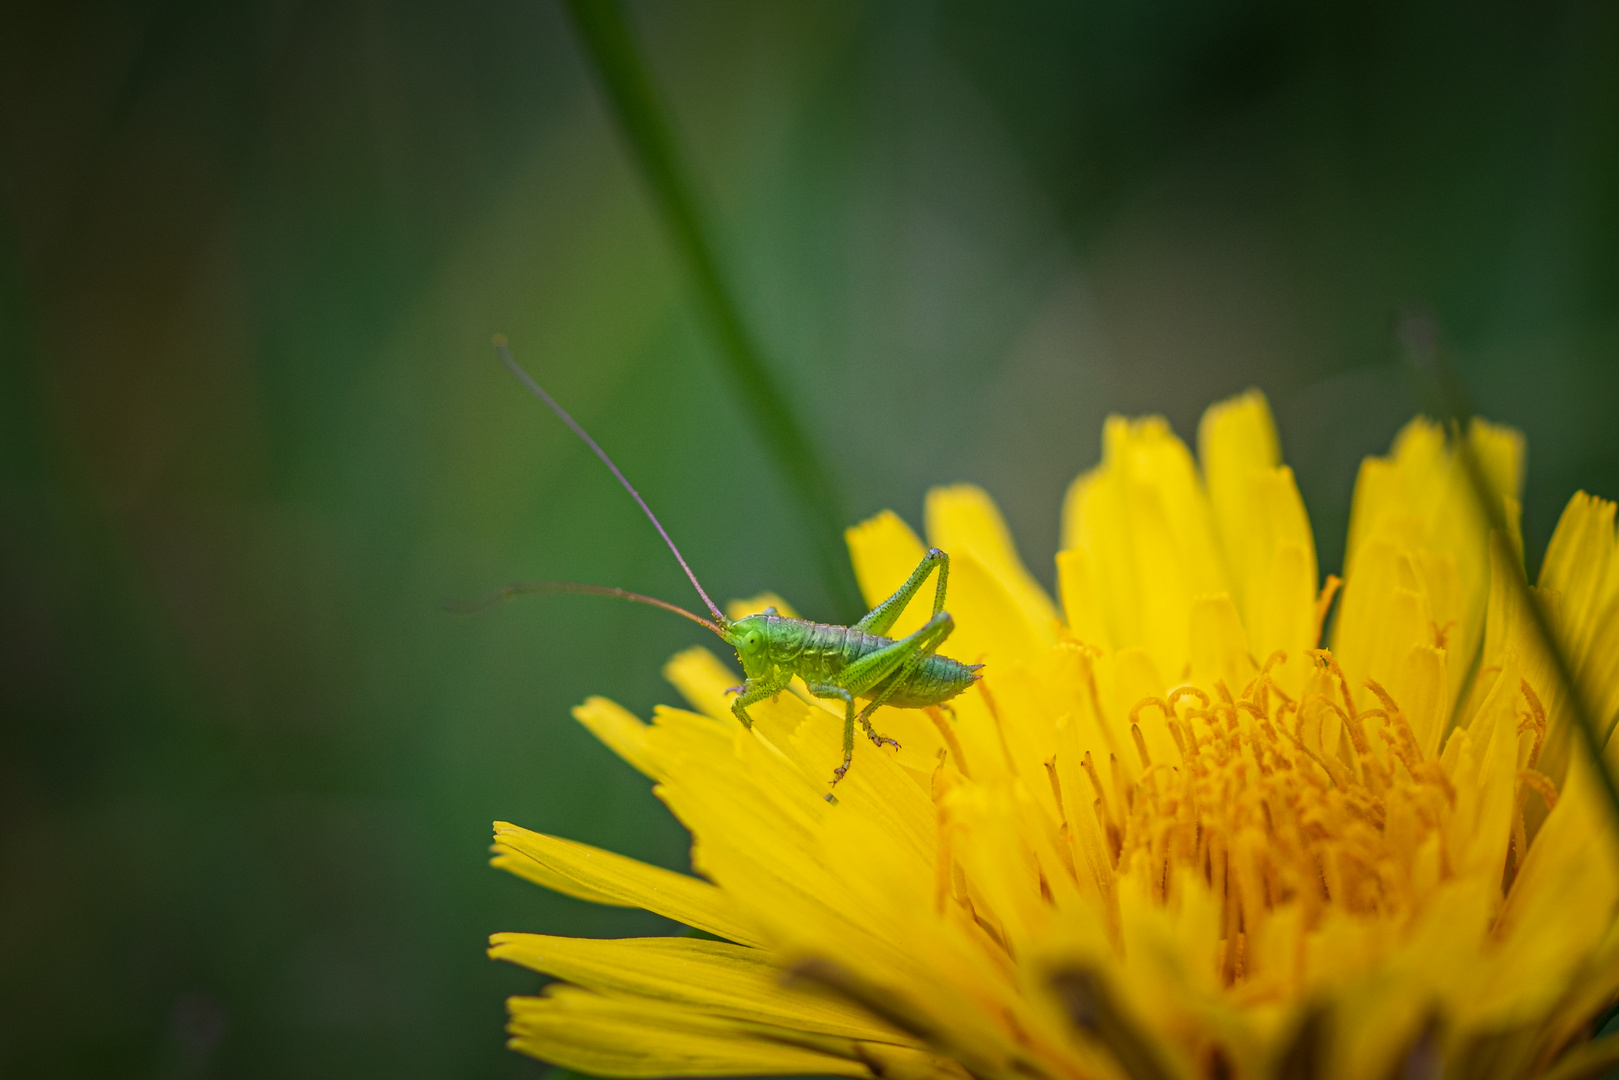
489,390,1619,1080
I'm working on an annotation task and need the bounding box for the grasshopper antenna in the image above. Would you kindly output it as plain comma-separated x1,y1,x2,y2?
446,580,728,638
492,335,730,628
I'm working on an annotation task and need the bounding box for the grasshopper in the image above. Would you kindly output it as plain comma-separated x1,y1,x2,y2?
474,338,982,789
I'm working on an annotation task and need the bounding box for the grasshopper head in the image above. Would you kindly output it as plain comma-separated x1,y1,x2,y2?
725,613,774,679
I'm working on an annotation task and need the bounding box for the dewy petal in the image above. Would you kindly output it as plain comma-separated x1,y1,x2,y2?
505,985,873,1078
489,934,910,1042
490,822,763,947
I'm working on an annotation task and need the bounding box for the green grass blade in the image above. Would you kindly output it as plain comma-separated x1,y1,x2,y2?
561,0,862,620
1400,313,1619,855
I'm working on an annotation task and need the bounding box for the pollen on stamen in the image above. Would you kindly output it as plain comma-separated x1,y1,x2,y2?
1110,646,1462,971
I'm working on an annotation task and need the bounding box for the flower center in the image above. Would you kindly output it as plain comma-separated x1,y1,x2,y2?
1045,650,1555,989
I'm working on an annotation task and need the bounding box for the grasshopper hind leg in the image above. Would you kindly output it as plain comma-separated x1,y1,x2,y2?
807,684,903,795
854,697,900,752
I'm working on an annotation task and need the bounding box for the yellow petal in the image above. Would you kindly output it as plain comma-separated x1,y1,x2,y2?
1337,416,1523,709
1198,387,1281,614
490,822,763,947
664,647,744,724
1110,646,1176,769
1062,462,1140,647
1539,491,1619,671
1188,592,1256,693
1476,535,1573,782
1055,546,1112,650
925,485,1060,640
1496,753,1619,1025
1125,476,1201,677
1063,414,1228,676
490,847,634,908
1332,538,1432,714
648,728,858,942
574,696,663,781
1468,416,1526,510
931,549,1048,665
725,592,799,620
1243,467,1318,657
506,985,872,1078
1447,656,1520,882
849,496,1057,662
1396,644,1449,760
626,704,742,787
489,934,905,1041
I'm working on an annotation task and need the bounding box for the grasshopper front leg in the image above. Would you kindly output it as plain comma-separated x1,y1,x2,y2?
729,673,788,730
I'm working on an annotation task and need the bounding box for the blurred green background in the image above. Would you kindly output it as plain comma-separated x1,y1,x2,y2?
3,0,1618,1076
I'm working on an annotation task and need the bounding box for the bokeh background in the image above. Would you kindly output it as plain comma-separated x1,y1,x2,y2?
3,0,1618,1076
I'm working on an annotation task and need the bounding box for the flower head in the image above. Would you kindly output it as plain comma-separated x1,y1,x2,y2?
489,391,1619,1080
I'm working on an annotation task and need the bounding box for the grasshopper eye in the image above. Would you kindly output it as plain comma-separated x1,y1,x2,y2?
742,630,764,653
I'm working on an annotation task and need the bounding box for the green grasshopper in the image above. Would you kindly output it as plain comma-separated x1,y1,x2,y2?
476,338,982,788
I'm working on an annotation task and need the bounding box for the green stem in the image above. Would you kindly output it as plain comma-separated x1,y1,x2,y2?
560,0,862,620
1400,314,1619,854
